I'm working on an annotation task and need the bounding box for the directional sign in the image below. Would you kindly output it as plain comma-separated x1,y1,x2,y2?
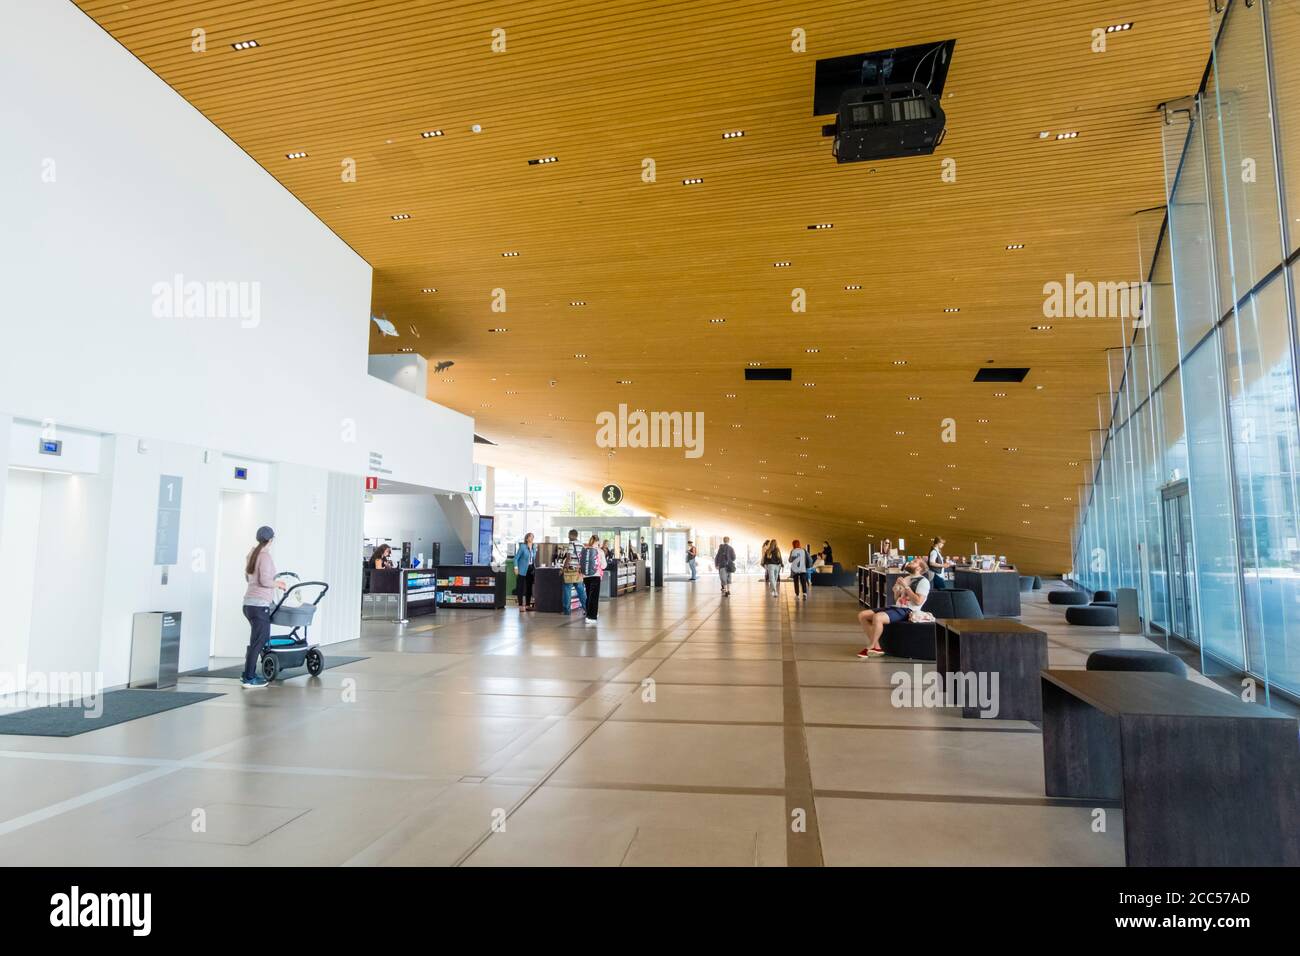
601,483,623,506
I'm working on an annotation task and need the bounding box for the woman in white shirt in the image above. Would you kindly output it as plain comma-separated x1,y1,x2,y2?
928,537,954,579
789,540,809,601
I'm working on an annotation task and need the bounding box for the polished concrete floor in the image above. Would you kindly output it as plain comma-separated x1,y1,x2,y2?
0,578,1188,866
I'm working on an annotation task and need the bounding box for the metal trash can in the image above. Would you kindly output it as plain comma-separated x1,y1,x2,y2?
130,611,182,689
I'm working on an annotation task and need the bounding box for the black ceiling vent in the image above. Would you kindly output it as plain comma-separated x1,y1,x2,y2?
745,367,793,381
973,367,1030,383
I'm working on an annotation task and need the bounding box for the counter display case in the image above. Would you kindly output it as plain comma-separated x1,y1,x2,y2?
435,565,506,609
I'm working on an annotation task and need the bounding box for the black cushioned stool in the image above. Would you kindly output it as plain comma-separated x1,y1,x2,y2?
1092,590,1116,603
1019,575,1035,593
1085,647,1188,678
1048,591,1089,606
1066,605,1118,626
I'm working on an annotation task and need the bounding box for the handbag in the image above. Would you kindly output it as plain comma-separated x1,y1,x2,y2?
726,560,737,573
563,569,582,584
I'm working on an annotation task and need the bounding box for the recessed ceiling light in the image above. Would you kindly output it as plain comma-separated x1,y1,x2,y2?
570,301,586,306
844,284,862,290
895,430,906,436
574,353,586,358
487,327,509,333
285,151,308,160
1055,131,1079,140
616,379,633,385
1005,243,1024,250
722,130,746,139
806,223,834,230
825,414,836,420
994,391,1007,397
747,361,761,367
528,156,559,165
907,395,921,401
806,348,820,353
398,347,414,353
1069,460,1080,466
420,129,444,138
731,424,742,429
1005,447,1019,452
1030,325,1052,331
798,436,811,441
501,251,519,257
682,177,704,186
390,213,411,220
421,288,436,294
978,418,989,423
1038,130,1051,139
1105,22,1133,33
893,359,907,365
231,39,259,50
1035,384,1046,390
803,382,816,388
943,307,960,313
709,318,726,324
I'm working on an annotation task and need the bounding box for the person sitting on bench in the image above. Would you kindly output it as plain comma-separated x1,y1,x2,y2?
857,558,931,658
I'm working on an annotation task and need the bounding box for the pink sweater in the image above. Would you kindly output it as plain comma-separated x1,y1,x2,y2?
243,548,277,605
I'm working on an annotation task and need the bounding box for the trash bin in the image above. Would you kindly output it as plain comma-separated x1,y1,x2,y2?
130,611,182,689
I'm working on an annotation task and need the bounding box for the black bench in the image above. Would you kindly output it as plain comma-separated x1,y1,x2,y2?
879,588,983,660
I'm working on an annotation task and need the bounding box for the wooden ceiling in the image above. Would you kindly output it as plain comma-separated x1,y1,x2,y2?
77,0,1213,570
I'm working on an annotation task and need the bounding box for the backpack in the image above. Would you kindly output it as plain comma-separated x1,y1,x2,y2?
579,546,599,577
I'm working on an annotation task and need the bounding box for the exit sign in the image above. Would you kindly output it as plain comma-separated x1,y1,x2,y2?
468,483,483,493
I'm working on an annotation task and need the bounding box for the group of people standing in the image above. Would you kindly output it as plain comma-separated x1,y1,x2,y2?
759,539,833,598
708,537,833,598
512,530,614,623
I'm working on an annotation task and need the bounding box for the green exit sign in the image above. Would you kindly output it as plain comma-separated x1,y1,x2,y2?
468,484,483,493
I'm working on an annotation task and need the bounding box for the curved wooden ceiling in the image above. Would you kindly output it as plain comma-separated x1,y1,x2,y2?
77,0,1213,570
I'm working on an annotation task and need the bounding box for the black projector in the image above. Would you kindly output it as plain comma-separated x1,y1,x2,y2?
827,82,946,162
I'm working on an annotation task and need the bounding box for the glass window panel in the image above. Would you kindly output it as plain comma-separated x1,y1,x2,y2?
1206,0,1283,303
1182,330,1247,670
1225,273,1300,694
1267,0,1300,255
1164,104,1221,352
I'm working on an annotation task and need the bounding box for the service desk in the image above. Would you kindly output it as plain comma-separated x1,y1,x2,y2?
952,568,1021,616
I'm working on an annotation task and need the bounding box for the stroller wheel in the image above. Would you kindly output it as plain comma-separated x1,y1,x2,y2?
306,648,324,677
261,654,279,682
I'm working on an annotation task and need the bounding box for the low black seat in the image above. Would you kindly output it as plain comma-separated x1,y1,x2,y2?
1093,589,1116,603
878,588,982,660
1086,647,1187,677
1032,576,1043,590
1048,590,1089,606
1065,605,1118,626
1019,575,1035,592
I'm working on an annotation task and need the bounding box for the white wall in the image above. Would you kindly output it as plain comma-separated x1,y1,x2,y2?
364,494,469,565
212,490,277,660
0,0,477,684
0,471,40,686
0,0,473,494
368,354,429,398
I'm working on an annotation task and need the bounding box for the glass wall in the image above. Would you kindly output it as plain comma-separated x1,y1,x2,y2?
1073,0,1300,702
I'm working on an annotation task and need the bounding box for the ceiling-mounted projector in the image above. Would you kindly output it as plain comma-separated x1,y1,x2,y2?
826,82,946,162
813,40,955,164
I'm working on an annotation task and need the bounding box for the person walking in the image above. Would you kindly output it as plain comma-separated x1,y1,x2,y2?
789,539,809,600
762,539,784,598
686,540,698,581
241,526,286,689
715,536,736,596
558,528,592,624
514,532,536,609
806,537,818,591
581,534,605,622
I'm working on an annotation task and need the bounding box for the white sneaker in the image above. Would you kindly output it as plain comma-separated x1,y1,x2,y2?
584,617,597,625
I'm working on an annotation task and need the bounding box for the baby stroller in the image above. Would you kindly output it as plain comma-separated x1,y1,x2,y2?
261,573,329,681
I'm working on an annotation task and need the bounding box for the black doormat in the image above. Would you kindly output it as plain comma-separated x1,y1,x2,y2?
184,656,366,680
0,689,224,737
